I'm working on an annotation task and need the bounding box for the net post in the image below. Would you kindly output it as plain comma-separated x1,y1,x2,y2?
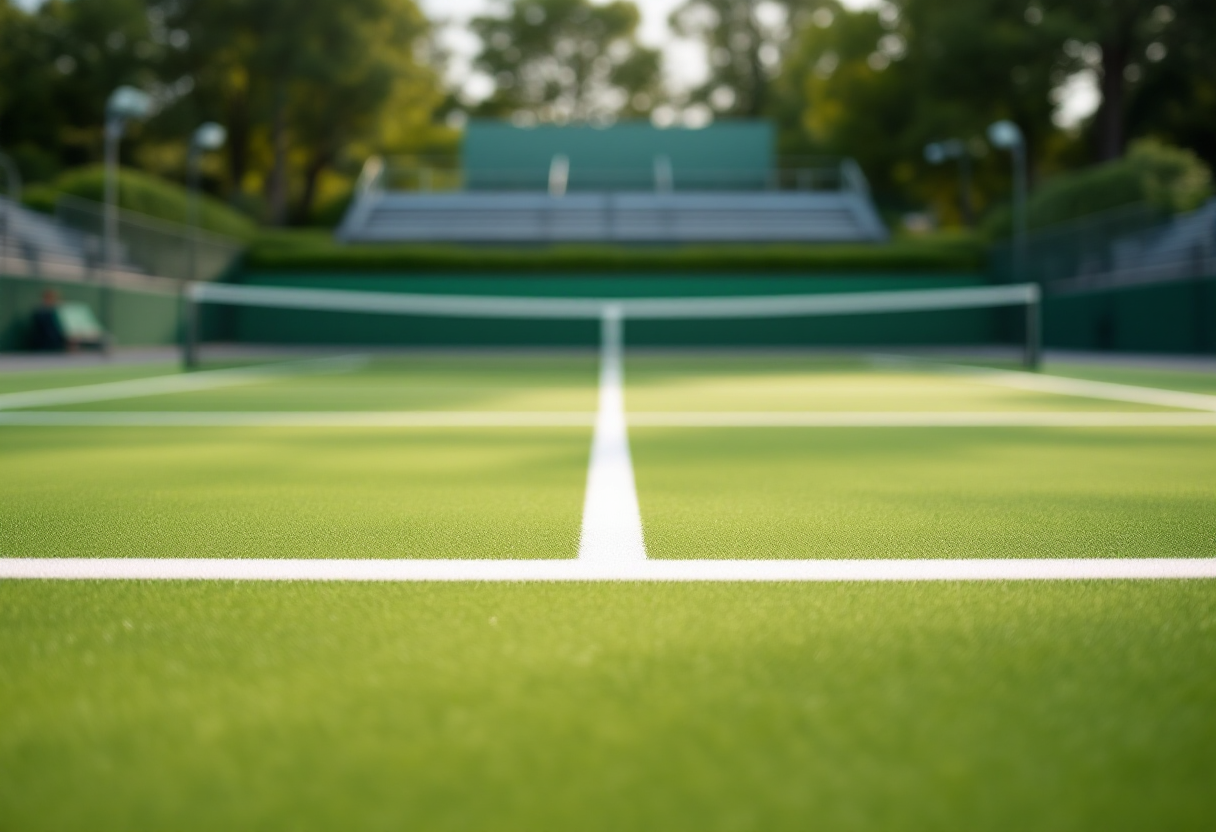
1023,284,1041,371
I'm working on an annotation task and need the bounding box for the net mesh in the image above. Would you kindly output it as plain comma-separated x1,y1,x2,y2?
187,281,1041,368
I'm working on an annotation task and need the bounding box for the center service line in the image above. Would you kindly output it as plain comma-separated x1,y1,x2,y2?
577,306,648,563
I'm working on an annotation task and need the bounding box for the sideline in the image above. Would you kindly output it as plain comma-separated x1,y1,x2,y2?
874,355,1216,412
577,307,648,563
3,558,1214,582
0,355,366,411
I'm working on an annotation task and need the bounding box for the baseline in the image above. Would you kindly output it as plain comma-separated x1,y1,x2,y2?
3,558,1214,581
874,355,1216,412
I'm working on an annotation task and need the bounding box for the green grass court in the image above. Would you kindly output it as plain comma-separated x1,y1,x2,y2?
1,352,1214,828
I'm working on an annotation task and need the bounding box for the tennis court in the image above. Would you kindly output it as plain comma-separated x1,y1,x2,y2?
2,291,1215,827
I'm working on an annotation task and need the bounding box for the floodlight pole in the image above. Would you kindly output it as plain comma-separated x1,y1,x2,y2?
1010,142,1028,286
988,120,1035,370
102,86,153,356
924,139,974,227
103,114,122,354
183,122,226,370
184,140,202,370
0,150,21,277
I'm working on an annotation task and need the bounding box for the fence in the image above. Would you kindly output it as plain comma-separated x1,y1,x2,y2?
1,194,245,350
54,195,245,284
991,200,1216,295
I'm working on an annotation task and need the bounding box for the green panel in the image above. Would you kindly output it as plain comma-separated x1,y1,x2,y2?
216,272,997,347
463,121,773,191
0,274,181,350
1044,276,1216,353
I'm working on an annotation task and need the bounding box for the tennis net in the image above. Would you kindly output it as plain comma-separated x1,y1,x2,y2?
185,281,1042,369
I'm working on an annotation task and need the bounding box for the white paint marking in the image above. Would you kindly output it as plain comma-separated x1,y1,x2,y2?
0,356,366,411
626,411,1216,427
956,366,1216,411
577,307,647,563
1,411,1213,428
874,355,1216,412
2,558,1214,582
0,411,596,427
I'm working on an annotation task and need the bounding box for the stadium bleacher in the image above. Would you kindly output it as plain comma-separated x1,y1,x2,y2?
338,121,889,244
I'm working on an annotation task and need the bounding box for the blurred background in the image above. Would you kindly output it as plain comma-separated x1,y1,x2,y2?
0,0,1212,357
1,0,1211,231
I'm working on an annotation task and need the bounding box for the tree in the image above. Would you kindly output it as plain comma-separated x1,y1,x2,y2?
772,0,1075,222
670,0,835,118
1124,8,1216,170
470,0,662,123
1045,0,1206,161
164,0,443,223
0,0,165,174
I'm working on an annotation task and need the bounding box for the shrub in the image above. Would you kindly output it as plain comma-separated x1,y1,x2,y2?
986,140,1213,236
244,232,986,274
22,166,256,239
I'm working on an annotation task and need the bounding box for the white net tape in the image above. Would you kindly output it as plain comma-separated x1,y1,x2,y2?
191,281,1039,321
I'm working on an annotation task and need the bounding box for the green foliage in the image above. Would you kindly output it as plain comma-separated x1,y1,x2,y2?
986,139,1213,235
471,0,662,122
669,0,813,118
25,166,255,238
245,232,985,273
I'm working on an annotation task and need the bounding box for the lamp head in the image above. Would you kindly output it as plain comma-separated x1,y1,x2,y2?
925,139,967,164
106,86,153,121
987,120,1023,150
192,122,227,151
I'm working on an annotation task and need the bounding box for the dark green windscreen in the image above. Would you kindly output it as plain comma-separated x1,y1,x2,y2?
462,121,774,191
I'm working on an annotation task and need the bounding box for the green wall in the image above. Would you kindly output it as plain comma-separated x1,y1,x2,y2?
211,272,1001,348
1044,276,1216,353
463,121,774,191
11,269,1206,356
1,274,181,350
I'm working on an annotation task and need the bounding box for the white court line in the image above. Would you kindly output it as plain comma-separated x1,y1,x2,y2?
627,411,1216,427
0,411,596,427
0,355,366,411
874,355,1216,412
2,558,1214,582
577,307,648,563
1,411,1214,428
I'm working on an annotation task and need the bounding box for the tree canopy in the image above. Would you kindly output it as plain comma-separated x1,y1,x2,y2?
0,0,1211,230
469,0,663,124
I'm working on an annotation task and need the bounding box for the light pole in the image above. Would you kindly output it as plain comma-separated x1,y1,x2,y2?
987,119,1038,369
183,122,226,370
923,139,974,227
986,120,1027,282
103,85,152,353
0,150,21,277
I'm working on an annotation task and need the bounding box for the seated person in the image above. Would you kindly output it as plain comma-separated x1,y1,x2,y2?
29,289,66,351
29,289,107,351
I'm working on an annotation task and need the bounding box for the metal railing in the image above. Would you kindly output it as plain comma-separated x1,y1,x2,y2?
352,155,869,198
53,195,245,285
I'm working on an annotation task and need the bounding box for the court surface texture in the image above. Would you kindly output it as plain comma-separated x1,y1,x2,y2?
1,351,1214,829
